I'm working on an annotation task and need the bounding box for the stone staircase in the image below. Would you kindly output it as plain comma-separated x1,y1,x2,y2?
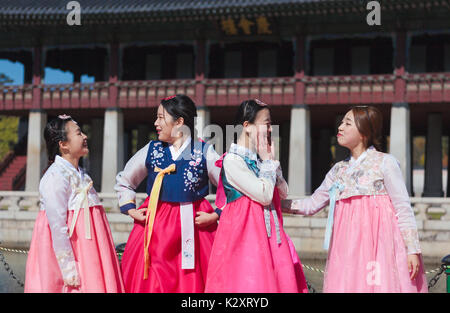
0,153,26,190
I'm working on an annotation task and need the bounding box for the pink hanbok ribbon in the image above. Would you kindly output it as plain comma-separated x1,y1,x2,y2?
214,153,227,209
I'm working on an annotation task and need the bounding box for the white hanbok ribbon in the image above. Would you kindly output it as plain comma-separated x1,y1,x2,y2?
179,202,195,269
69,181,93,240
264,203,281,244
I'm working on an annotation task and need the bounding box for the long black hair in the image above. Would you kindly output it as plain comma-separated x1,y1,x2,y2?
160,94,197,141
43,115,75,167
235,99,269,126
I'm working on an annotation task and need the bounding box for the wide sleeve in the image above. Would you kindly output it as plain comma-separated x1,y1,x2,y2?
39,170,79,286
206,144,221,187
275,163,289,200
382,154,421,255
114,142,149,214
289,165,336,215
223,154,277,206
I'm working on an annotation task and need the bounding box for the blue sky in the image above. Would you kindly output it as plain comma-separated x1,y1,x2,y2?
0,59,95,85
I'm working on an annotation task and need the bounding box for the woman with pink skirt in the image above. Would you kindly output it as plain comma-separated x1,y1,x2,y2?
289,106,427,293
205,99,307,293
25,115,124,293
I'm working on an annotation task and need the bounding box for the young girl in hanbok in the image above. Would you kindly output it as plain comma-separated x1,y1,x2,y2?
115,94,221,293
205,99,307,293
289,106,427,293
25,115,125,293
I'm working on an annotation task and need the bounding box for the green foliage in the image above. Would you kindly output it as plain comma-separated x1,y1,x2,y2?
0,115,19,160
412,136,449,169
0,74,19,161
413,137,426,168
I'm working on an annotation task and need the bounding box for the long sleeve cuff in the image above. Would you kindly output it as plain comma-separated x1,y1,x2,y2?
119,201,136,214
275,165,283,186
259,160,278,186
400,228,422,254
55,250,79,286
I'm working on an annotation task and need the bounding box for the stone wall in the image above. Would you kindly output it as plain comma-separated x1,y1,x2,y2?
0,192,449,264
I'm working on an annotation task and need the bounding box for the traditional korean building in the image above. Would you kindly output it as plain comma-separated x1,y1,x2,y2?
0,0,449,198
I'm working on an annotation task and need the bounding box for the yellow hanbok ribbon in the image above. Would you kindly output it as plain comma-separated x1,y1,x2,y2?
69,181,93,240
143,163,176,280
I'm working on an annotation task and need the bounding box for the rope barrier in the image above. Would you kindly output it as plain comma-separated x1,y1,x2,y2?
0,246,24,288
301,263,324,274
0,245,443,274
0,247,28,254
0,245,446,291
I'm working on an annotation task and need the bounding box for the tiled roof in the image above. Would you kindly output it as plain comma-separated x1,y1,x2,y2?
0,0,344,24
0,1,439,25
0,0,331,15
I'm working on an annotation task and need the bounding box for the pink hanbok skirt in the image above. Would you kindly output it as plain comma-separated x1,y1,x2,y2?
205,190,306,293
121,197,217,293
25,206,125,293
323,195,428,293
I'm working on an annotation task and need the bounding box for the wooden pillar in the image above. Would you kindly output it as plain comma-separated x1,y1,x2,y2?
24,46,45,191
32,46,42,109
394,31,406,103
294,34,306,105
24,55,33,84
288,35,311,196
390,31,412,194
109,42,119,108
423,113,444,197
73,71,81,83
101,43,122,192
195,39,206,106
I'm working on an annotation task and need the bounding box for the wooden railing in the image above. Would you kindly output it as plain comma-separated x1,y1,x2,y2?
404,72,450,103
0,192,448,258
203,77,296,106
303,74,396,105
41,82,111,109
116,79,196,108
1,73,450,111
0,84,33,110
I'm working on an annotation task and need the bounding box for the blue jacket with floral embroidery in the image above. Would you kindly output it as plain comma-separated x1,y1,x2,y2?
145,140,210,203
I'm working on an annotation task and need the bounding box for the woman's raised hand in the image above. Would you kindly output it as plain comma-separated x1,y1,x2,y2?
257,126,274,161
